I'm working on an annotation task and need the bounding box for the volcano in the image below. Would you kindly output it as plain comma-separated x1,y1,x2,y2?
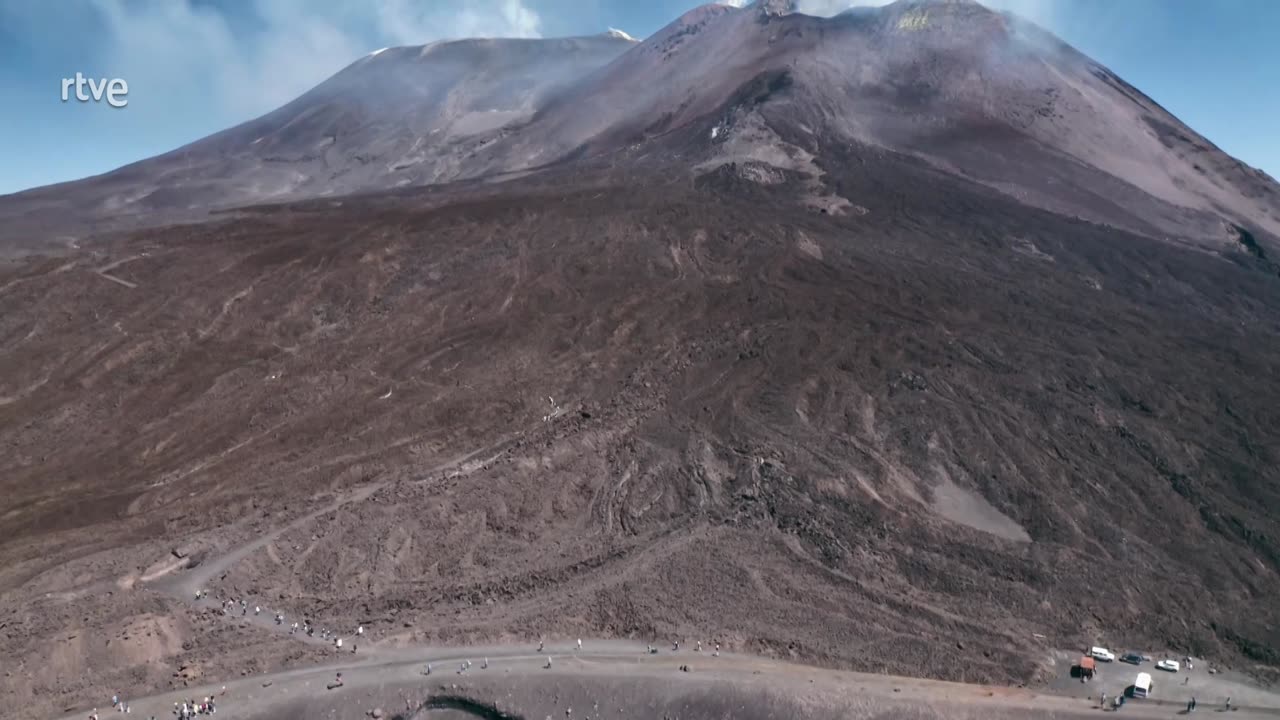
3,2,1280,716
2,0,1277,255
0,32,638,253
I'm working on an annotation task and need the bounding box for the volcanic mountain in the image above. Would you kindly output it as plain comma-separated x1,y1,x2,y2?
0,32,638,252
3,1,1280,717
4,0,1279,254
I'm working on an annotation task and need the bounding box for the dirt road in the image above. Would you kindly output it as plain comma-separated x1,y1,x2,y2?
54,638,1280,720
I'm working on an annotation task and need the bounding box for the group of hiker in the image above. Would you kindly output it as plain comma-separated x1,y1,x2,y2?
202,589,363,653
86,691,216,719
172,695,217,718
644,639,720,656
1100,691,1126,710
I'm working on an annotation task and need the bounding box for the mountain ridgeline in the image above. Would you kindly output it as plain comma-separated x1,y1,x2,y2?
1,0,1277,256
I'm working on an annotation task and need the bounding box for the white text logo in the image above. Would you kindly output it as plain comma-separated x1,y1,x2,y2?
61,72,129,108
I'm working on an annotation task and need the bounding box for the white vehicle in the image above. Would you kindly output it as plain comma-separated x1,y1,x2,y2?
1090,646,1116,662
1156,659,1180,672
1134,672,1154,698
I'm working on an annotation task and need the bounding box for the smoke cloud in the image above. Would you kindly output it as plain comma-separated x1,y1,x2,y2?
77,0,542,118
787,0,1086,35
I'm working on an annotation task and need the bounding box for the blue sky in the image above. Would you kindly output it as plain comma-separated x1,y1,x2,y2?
0,0,1277,195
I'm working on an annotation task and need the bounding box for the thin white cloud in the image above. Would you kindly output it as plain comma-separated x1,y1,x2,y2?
794,0,885,14
716,0,1066,24
371,0,541,46
789,0,1069,28
80,0,543,120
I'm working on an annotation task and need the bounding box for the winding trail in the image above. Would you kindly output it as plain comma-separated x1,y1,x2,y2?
145,440,521,648
88,439,1280,720
151,481,384,602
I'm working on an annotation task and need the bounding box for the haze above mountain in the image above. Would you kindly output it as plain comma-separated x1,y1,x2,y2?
2,0,1277,257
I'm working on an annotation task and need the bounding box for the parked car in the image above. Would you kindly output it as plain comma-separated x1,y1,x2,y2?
1133,672,1154,698
1156,659,1180,672
1121,653,1144,665
1090,646,1116,662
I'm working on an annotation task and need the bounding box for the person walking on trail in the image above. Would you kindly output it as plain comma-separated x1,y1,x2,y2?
577,638,582,651
1226,697,1232,710
357,625,364,636
538,638,544,652
1100,692,1107,707
545,656,553,669
424,662,432,676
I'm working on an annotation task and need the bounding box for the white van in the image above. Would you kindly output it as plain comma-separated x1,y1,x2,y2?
1133,672,1153,698
1090,646,1116,662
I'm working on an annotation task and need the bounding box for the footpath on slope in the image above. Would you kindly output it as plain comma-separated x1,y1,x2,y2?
87,438,1280,720
140,440,523,655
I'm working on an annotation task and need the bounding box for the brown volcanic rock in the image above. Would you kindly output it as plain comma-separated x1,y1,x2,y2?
2,1,1280,714
1,136,1279,714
